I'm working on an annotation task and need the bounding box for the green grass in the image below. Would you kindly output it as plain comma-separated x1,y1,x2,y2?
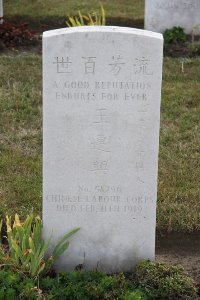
0,54,200,232
158,58,200,232
0,54,42,217
4,0,144,22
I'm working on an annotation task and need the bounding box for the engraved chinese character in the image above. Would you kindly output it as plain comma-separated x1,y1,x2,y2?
137,177,145,184
53,57,72,73
135,161,144,171
108,55,125,75
135,150,145,158
137,119,146,134
137,102,149,112
92,160,108,172
82,57,96,74
134,57,153,75
91,134,111,153
93,108,110,124
139,117,145,122
137,122,146,130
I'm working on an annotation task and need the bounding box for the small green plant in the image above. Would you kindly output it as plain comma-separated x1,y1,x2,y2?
0,270,42,300
123,290,148,300
0,214,79,278
40,271,144,300
0,265,198,300
66,4,106,27
135,260,198,300
163,27,186,44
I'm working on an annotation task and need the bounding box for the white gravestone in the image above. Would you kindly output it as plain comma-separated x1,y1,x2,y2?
145,0,200,34
43,26,163,273
0,0,3,24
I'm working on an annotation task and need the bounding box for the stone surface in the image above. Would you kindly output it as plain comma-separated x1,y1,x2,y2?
43,26,163,273
145,0,200,34
0,0,3,24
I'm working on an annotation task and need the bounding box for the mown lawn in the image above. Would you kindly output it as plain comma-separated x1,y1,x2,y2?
0,55,42,217
4,0,144,22
0,54,200,232
158,58,200,232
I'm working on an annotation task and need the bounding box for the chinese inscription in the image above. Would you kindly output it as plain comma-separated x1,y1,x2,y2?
53,56,153,76
53,57,72,73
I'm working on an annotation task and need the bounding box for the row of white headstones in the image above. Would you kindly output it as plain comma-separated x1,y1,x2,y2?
1,0,200,33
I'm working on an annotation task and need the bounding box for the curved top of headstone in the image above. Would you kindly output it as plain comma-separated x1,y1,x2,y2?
43,26,163,40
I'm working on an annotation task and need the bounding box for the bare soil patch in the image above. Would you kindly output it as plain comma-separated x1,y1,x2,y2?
156,233,200,283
